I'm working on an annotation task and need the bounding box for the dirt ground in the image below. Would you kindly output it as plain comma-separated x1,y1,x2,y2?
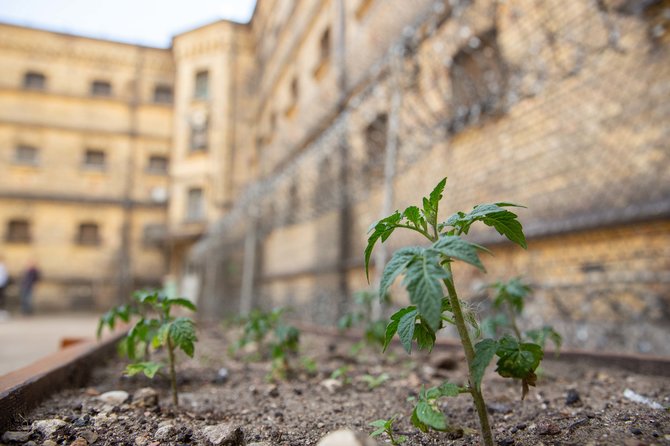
2,323,669,446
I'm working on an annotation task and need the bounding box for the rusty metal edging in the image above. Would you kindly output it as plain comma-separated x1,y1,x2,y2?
295,322,670,377
0,329,127,431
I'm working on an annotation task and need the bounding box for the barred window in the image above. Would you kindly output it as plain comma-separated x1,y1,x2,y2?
6,219,31,243
23,71,46,90
77,223,101,246
91,80,112,97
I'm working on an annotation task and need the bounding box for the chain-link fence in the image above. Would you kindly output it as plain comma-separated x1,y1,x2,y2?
193,0,670,353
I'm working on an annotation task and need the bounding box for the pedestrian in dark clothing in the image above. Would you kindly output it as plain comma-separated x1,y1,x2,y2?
0,256,8,311
20,263,40,315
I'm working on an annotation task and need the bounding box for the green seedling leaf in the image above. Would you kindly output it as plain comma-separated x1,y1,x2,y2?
397,308,419,353
403,205,424,229
495,335,544,399
415,401,448,431
369,419,389,437
402,250,449,330
165,297,197,312
125,361,162,379
472,338,498,390
430,236,488,272
443,203,527,248
526,326,562,351
436,381,463,397
380,247,423,298
384,306,416,352
492,277,531,313
365,211,403,281
169,317,197,357
362,373,390,389
422,177,447,229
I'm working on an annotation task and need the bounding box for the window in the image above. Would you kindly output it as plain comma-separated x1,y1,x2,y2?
6,219,31,243
194,70,209,100
77,223,101,245
91,80,112,97
143,223,166,247
23,72,46,90
83,149,106,170
190,114,209,151
153,85,173,103
147,155,168,174
14,145,39,165
186,187,204,221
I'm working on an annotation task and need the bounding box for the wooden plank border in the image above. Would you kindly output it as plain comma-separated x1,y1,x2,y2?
0,329,126,431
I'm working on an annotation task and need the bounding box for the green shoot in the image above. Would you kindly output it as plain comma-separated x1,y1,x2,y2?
369,416,407,445
365,177,547,446
98,289,197,406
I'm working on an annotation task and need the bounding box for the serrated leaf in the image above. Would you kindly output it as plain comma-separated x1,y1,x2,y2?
413,318,437,352
411,406,430,433
526,326,561,351
169,317,197,357
472,338,498,390
403,205,423,228
422,177,447,228
165,297,197,312
380,247,422,298
397,309,418,353
365,211,402,281
495,336,543,381
482,211,527,249
125,361,162,378
430,235,487,272
402,251,449,330
383,306,416,352
436,381,462,397
415,401,448,431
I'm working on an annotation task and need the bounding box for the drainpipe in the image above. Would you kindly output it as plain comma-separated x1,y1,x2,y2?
334,0,351,319
372,48,403,320
117,47,143,303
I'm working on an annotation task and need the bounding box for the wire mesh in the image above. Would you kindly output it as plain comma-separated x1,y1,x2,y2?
193,0,670,352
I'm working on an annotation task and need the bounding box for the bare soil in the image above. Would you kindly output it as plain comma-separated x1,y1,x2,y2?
3,323,669,446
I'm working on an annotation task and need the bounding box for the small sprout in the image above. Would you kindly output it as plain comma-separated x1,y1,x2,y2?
98,289,197,406
369,416,407,445
361,372,390,389
330,365,352,385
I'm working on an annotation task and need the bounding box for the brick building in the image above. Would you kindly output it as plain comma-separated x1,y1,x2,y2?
0,0,668,353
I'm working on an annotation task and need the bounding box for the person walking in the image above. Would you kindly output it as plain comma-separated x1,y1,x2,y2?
20,262,40,315
0,256,8,313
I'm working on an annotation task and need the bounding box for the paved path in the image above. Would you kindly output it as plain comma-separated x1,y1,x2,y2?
0,312,100,376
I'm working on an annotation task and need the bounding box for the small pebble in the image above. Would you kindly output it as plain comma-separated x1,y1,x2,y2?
566,389,581,405
631,427,643,435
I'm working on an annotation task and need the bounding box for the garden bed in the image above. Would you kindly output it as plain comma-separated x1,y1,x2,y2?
1,322,669,446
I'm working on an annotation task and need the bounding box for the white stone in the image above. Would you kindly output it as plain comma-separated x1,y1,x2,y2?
31,419,67,438
202,423,244,446
97,390,129,406
154,424,175,441
316,429,377,446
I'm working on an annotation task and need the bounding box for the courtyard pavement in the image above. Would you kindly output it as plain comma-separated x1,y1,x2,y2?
0,312,100,376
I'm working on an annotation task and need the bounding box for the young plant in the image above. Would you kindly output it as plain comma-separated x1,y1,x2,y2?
338,290,390,354
482,277,562,352
98,289,197,406
366,177,545,446
361,372,390,390
231,307,301,380
369,416,407,445
330,365,352,385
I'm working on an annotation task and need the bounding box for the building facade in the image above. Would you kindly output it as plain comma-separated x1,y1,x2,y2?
0,0,668,354
0,23,174,310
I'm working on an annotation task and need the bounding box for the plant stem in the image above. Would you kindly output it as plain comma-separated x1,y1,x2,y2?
443,272,495,446
167,336,178,406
